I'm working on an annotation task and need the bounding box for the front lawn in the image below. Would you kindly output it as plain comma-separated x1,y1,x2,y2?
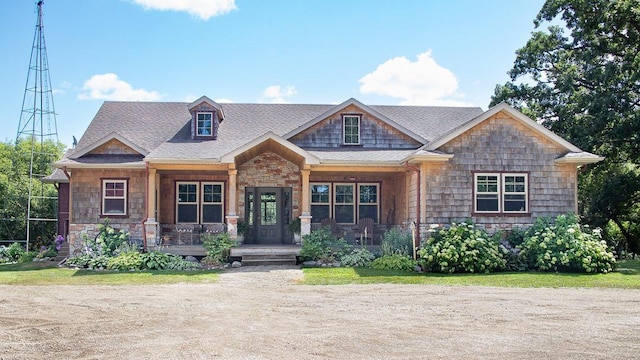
302,259,640,289
0,262,220,285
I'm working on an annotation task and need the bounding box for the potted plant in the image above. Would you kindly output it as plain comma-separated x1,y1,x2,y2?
289,217,301,244
236,220,249,244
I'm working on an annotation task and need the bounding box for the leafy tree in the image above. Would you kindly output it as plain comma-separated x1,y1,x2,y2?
491,0,640,254
0,138,65,247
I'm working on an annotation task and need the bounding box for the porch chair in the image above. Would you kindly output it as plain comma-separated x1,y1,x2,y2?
320,218,341,238
175,224,194,245
355,218,375,245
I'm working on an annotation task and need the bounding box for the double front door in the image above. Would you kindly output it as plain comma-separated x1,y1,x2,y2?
245,187,292,244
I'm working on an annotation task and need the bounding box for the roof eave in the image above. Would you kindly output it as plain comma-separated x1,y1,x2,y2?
554,155,605,165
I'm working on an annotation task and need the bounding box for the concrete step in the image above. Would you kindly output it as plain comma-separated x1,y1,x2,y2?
241,253,297,266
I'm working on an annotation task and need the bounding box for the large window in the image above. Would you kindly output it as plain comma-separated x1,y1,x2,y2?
343,115,360,145
310,182,379,224
474,173,528,214
196,112,213,136
102,179,127,215
176,181,224,224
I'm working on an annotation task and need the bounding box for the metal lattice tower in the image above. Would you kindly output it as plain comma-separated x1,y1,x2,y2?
15,1,59,249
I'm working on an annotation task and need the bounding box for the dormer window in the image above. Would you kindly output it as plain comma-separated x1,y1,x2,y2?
343,115,361,145
197,112,213,136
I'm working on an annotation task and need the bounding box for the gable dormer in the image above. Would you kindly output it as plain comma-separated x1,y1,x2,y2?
188,96,225,140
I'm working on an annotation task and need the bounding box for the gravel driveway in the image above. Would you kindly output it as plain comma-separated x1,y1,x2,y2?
1,265,639,359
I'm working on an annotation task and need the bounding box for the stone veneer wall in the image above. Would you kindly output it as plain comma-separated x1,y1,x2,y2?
68,168,146,254
423,112,578,232
237,152,301,220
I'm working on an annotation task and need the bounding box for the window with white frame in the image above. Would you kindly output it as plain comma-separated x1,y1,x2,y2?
334,184,355,224
196,112,213,136
358,184,379,223
176,181,225,224
343,115,360,145
474,173,528,214
310,183,331,223
102,179,127,215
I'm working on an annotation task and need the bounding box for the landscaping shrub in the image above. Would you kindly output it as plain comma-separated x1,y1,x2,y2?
79,219,129,257
166,254,201,270
340,247,375,267
202,232,236,264
300,228,350,262
107,251,143,271
141,251,171,270
417,220,506,273
518,214,616,273
371,254,417,271
380,228,413,256
1,242,26,263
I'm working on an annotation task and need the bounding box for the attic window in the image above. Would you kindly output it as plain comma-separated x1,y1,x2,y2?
343,115,361,145
196,112,213,136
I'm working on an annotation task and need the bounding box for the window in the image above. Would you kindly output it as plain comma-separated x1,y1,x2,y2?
358,184,379,223
102,180,127,215
310,184,331,222
196,112,213,136
343,115,360,145
474,173,528,214
176,181,225,224
334,184,355,224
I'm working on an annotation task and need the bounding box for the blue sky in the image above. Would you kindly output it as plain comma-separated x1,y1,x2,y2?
1,0,545,148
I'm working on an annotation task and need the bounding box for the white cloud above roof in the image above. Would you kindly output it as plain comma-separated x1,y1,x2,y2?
78,73,162,101
259,85,297,104
359,50,469,106
131,0,237,20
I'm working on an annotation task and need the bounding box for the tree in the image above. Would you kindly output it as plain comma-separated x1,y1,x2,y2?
491,0,640,255
0,139,65,248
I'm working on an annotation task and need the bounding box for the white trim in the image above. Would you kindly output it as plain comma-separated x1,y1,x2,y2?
282,98,427,143
334,183,355,224
474,173,501,213
196,112,214,137
54,161,146,169
102,179,127,216
342,115,361,145
427,103,583,152
502,173,528,214
554,152,604,164
220,131,320,165
357,183,379,223
188,95,225,120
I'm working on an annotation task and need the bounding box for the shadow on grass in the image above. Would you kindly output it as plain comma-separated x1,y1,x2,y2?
0,261,59,272
69,269,221,277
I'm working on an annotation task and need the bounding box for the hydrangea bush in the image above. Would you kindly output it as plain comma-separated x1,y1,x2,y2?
417,221,506,273
517,214,616,273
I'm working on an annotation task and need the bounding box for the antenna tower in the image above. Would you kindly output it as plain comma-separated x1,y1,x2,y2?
15,1,60,249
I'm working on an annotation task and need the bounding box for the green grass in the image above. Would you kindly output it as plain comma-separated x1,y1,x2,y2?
0,261,220,285
302,259,640,289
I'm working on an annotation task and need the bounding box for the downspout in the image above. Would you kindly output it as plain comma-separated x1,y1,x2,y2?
142,162,149,252
403,161,421,256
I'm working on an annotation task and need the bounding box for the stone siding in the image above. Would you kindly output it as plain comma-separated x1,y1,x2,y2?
237,152,301,219
423,112,578,231
290,104,422,149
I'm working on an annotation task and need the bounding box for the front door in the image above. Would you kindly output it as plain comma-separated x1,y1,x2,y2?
245,187,292,244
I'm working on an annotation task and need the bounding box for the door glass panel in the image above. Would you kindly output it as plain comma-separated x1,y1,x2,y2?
247,191,254,225
260,192,277,225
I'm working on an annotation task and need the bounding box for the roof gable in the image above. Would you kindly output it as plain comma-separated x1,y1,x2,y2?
426,103,582,152
283,98,427,144
72,132,148,158
221,131,320,167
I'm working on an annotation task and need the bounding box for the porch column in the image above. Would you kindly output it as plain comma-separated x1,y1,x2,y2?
145,167,159,250
300,168,311,237
419,162,427,224
227,168,238,216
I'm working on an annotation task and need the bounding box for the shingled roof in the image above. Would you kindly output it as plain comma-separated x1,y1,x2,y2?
62,99,484,164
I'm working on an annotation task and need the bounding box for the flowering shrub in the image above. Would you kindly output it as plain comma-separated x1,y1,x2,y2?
54,235,65,251
371,254,417,271
380,228,413,256
81,219,129,257
418,221,506,273
340,247,375,267
518,214,616,273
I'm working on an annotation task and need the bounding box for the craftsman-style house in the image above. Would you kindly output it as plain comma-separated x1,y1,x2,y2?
52,96,602,254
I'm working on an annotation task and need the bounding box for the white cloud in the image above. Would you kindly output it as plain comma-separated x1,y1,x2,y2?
214,98,234,103
131,0,237,20
359,50,469,106
79,73,162,101
259,85,297,103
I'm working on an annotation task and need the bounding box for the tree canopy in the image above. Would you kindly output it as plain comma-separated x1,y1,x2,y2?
491,0,640,255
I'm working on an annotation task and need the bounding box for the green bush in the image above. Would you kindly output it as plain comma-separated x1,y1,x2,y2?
88,255,110,270
37,247,58,259
141,251,171,270
107,251,143,271
166,254,201,270
380,228,413,256
82,219,129,257
202,232,236,264
300,228,350,262
518,214,616,273
371,254,417,271
340,247,375,267
1,242,26,262
418,221,506,273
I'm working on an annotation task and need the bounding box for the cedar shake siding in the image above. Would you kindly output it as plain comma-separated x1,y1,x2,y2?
423,112,579,230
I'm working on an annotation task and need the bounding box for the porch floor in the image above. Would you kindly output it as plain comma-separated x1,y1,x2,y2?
157,244,302,258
